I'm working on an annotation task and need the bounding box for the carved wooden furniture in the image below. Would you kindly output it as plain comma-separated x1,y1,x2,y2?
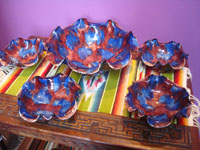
0,94,199,150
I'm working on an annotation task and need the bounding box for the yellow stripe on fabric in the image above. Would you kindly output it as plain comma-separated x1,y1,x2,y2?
5,57,44,96
98,69,121,114
122,60,138,117
56,64,68,74
130,61,146,119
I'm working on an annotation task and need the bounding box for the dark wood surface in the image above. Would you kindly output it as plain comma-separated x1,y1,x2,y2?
0,94,199,150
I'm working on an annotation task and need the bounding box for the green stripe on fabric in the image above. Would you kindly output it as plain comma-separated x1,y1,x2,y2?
98,69,121,114
69,71,82,83
161,71,174,81
78,94,93,111
5,58,44,96
56,64,67,74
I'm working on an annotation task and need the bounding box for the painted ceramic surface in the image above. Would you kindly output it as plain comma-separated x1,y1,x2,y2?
126,75,191,128
18,73,81,122
46,18,138,74
139,39,188,71
0,38,45,67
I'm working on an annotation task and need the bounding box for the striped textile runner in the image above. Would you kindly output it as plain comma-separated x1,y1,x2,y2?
0,54,192,127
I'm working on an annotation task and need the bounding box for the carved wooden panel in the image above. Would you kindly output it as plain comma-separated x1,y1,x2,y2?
45,114,191,148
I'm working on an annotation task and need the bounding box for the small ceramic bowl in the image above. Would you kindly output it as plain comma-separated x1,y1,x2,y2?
139,39,188,71
125,75,191,128
0,38,45,67
46,18,138,74
18,73,81,122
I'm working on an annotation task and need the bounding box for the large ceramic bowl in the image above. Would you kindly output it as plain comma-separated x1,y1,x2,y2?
125,75,191,128
139,39,188,71
0,38,45,67
18,73,81,122
46,18,138,74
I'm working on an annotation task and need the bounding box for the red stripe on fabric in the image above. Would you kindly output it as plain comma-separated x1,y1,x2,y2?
64,67,72,76
174,69,188,125
0,68,23,93
145,66,152,77
174,70,179,84
29,57,48,80
40,63,53,77
134,112,138,119
112,66,128,115
139,72,143,79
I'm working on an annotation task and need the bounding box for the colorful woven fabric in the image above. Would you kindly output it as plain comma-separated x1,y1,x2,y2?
0,54,195,127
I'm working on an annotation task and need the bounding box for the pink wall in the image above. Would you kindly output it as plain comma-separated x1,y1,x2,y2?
0,0,199,98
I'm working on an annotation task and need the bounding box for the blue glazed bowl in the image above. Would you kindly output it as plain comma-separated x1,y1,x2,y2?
139,39,188,71
0,38,45,67
18,73,81,122
126,75,191,128
46,18,138,74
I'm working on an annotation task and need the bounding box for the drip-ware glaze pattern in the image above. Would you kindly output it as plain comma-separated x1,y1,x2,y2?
46,18,138,74
126,75,191,128
139,39,188,71
18,73,81,122
0,38,45,67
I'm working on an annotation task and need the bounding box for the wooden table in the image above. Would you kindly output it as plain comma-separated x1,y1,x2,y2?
0,94,199,150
